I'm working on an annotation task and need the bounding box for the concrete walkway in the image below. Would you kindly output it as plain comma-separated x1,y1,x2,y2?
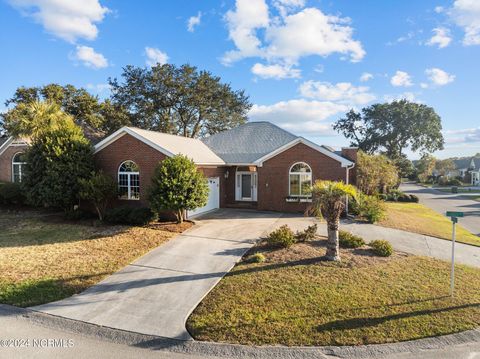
32,209,282,340
271,215,480,268
401,182,480,236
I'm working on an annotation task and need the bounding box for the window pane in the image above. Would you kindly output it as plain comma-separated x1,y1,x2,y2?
291,163,311,173
289,174,300,196
119,161,139,172
300,174,312,196
130,174,140,199
13,164,21,183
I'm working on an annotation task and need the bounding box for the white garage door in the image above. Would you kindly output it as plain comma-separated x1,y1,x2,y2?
187,177,220,218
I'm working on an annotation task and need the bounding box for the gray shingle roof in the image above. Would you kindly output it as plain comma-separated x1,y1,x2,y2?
454,157,480,170
202,121,298,164
0,136,8,149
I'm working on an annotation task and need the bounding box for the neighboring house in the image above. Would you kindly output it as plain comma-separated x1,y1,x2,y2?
0,122,357,216
0,136,29,183
452,157,480,186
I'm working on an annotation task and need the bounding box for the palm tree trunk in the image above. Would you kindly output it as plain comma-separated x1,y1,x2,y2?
325,220,340,261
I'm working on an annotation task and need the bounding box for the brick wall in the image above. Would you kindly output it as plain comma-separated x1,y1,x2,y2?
94,133,167,208
257,143,348,212
0,144,29,182
94,133,227,211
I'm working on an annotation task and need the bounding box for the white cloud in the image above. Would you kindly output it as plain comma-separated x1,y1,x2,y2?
73,45,108,69
86,83,111,93
359,72,373,82
273,0,306,17
9,0,109,43
384,92,418,103
222,0,365,67
425,67,455,86
187,11,202,32
251,63,301,79
265,8,365,64
299,81,375,105
390,70,413,87
145,47,169,67
445,127,480,143
434,6,444,14
427,27,452,48
248,99,348,135
222,0,269,65
449,0,480,45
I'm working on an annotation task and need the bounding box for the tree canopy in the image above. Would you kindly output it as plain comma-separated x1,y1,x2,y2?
1,84,129,136
109,63,252,137
356,151,399,195
333,100,444,158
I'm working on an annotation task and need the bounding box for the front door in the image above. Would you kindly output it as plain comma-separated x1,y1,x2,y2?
236,171,257,201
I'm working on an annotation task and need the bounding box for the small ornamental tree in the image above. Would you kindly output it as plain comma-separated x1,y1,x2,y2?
311,180,357,261
79,171,118,220
148,155,209,223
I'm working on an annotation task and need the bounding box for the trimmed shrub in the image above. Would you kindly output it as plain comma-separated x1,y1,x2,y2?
267,225,296,248
246,253,266,263
295,224,318,242
339,230,365,248
352,193,386,223
128,207,156,225
64,208,96,220
104,206,156,226
370,240,393,257
397,194,419,203
0,182,25,205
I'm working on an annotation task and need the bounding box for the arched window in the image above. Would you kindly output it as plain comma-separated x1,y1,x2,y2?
289,162,312,197
118,161,140,200
12,152,27,183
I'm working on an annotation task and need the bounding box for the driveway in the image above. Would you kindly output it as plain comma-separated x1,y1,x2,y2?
401,182,480,236
32,209,282,340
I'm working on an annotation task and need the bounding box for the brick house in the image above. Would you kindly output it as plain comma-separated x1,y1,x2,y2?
0,122,357,216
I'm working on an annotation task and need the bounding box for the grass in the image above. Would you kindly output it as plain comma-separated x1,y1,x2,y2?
379,202,480,246
0,209,191,307
187,238,480,346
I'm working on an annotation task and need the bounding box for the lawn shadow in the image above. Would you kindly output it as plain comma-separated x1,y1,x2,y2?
316,302,480,332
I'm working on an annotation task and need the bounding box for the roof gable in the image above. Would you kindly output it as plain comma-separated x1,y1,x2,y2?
94,127,225,165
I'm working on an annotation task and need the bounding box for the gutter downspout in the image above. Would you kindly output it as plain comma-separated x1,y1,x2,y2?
345,163,355,216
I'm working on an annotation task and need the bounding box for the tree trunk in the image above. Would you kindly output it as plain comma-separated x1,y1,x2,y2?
325,220,340,261
95,205,103,221
176,209,184,224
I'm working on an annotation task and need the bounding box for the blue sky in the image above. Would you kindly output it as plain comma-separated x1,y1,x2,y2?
1,0,480,159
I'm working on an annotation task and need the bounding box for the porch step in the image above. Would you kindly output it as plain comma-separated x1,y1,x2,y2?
226,201,258,209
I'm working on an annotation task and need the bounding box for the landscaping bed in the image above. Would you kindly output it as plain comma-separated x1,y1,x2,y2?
187,235,480,346
379,202,480,246
0,209,191,307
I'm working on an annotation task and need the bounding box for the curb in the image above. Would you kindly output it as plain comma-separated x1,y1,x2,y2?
2,304,480,359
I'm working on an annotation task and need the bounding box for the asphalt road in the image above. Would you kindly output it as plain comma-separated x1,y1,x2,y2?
401,183,480,236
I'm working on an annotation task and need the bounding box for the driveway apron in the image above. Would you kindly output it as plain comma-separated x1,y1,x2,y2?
32,209,282,340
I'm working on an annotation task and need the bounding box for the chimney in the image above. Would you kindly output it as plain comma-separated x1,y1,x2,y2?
341,147,358,163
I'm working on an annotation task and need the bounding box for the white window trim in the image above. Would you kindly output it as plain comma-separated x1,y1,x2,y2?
288,162,312,197
118,160,140,200
12,152,26,183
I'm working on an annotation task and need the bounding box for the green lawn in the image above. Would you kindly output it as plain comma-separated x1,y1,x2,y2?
379,202,480,246
0,210,190,307
187,239,480,346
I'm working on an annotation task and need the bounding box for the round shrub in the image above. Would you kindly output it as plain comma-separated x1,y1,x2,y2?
339,230,365,248
246,253,266,263
0,182,25,205
267,225,295,248
370,240,393,257
104,206,156,226
295,224,318,242
352,193,386,223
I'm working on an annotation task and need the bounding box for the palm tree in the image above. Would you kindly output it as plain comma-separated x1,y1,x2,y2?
6,100,74,139
311,180,357,261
